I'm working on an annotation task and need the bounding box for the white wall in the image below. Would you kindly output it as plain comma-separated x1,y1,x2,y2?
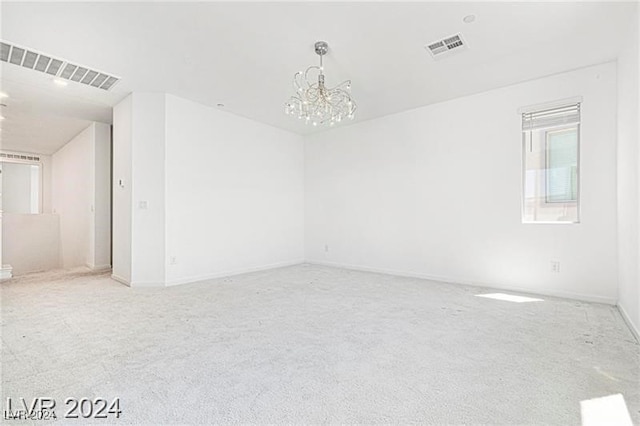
2,213,60,274
305,62,618,304
113,95,133,283
130,93,166,286
52,122,112,270
617,5,640,337
52,126,92,268
113,93,166,286
91,123,112,269
164,95,304,285
112,93,305,287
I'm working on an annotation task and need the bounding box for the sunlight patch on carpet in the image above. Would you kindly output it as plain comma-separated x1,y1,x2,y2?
475,293,544,303
580,394,632,426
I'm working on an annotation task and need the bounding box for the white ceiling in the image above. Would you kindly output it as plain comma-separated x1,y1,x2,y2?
0,1,636,154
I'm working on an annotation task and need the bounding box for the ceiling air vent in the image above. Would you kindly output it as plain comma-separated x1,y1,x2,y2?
0,40,120,91
0,152,41,162
425,33,468,60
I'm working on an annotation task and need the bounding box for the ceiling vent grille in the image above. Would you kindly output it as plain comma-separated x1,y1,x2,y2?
0,152,41,162
0,40,120,91
425,33,468,59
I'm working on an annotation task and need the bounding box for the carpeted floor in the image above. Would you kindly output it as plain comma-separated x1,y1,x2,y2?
1,264,638,424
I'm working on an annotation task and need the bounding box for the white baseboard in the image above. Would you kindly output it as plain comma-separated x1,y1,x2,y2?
129,280,165,288
0,264,13,280
165,259,305,287
86,263,112,272
306,259,617,305
112,260,304,288
112,276,164,288
111,274,131,286
617,304,640,343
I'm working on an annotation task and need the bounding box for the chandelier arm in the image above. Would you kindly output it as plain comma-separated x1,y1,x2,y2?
294,72,307,93
335,80,352,90
304,66,321,86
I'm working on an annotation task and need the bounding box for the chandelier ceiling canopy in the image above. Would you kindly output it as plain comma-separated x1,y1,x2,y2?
285,41,357,127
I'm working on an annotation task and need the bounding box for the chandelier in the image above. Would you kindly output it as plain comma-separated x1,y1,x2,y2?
285,41,356,127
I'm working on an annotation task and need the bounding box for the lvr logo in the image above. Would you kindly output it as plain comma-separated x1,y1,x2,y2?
5,397,56,412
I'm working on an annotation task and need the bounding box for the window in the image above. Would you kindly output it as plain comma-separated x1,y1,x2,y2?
0,160,41,214
521,101,580,223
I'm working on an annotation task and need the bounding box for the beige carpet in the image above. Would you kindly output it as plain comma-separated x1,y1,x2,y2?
1,264,638,424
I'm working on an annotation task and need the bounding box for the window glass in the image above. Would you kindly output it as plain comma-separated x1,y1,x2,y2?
546,128,578,203
1,161,40,214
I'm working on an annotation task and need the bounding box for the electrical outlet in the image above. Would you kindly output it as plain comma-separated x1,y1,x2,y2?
324,244,329,252
170,256,177,265
551,260,560,273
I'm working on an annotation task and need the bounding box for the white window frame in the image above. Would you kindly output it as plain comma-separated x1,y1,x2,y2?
519,97,582,225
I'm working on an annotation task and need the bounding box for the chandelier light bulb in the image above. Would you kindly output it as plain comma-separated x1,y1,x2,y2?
285,41,357,127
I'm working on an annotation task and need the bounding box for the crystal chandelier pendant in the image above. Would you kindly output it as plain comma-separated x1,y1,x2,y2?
285,41,357,126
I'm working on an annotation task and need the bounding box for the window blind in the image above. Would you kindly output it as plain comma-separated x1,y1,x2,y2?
522,103,580,131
